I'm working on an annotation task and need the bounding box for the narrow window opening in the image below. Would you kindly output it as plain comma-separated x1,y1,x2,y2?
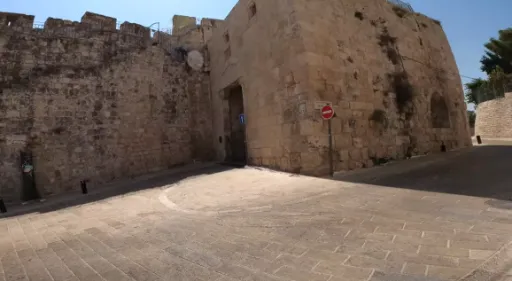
7,21,11,27
223,32,230,43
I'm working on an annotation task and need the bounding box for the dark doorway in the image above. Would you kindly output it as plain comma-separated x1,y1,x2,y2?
20,151,41,202
225,84,247,165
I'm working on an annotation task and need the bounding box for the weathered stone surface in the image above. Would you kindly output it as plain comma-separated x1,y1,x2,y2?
475,93,512,139
1,0,474,200
0,11,214,203
208,0,471,176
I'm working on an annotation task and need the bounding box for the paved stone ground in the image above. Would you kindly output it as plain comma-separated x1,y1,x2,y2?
1,145,512,281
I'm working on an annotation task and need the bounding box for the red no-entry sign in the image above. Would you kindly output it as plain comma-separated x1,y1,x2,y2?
321,105,334,120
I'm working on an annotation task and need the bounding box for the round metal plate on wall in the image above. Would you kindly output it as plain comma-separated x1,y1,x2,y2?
187,50,204,71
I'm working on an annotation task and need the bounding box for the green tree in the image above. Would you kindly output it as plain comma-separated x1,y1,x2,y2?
466,28,512,106
481,28,512,75
467,111,476,128
465,66,512,106
465,78,486,105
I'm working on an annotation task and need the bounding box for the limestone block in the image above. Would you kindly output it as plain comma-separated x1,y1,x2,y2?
261,148,273,158
251,157,262,166
120,22,150,39
337,101,350,109
272,146,284,157
301,152,322,168
349,148,362,161
334,134,351,150
396,136,411,146
350,102,374,111
361,148,369,160
300,119,315,135
173,15,197,35
279,157,290,171
5,135,27,145
81,11,116,30
343,121,354,133
261,158,271,166
339,150,349,161
6,110,20,118
0,12,34,30
336,161,349,171
353,137,364,148
282,123,294,137
349,160,364,170
307,135,329,148
330,118,342,134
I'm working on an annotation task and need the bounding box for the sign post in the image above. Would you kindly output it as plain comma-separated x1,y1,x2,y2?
321,105,335,177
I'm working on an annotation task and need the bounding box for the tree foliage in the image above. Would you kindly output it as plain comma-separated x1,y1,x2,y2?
465,28,512,105
467,111,476,128
481,28,512,75
465,78,486,105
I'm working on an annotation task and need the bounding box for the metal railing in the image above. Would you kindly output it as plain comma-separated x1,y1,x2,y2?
472,76,512,104
387,0,414,12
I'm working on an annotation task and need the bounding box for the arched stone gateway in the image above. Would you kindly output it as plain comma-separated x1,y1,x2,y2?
431,93,451,128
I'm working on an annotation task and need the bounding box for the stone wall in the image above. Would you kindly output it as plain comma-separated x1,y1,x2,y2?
475,93,512,139
290,0,472,175
0,12,213,202
208,0,308,172
207,0,471,176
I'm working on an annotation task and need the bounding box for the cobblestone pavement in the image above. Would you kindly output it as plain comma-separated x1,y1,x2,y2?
1,146,512,281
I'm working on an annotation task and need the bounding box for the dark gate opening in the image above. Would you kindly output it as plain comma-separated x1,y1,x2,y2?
225,84,247,165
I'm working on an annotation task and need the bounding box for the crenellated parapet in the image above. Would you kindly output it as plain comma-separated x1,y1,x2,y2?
0,12,34,31
80,11,116,30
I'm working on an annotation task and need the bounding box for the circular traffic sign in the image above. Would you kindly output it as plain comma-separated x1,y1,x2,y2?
321,105,334,120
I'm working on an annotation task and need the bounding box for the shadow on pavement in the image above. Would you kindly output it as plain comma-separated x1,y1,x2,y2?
336,144,512,203
0,164,235,219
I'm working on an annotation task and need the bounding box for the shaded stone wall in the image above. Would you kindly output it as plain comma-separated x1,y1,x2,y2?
476,93,512,139
0,12,213,202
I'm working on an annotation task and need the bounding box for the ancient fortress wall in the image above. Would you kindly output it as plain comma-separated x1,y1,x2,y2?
475,93,512,139
291,0,472,175
0,12,213,202
208,0,310,172
0,0,474,200
207,0,471,176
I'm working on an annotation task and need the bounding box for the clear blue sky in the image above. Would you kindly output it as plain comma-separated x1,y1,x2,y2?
1,0,510,109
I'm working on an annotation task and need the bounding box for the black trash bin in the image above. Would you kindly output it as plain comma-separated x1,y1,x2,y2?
0,198,6,213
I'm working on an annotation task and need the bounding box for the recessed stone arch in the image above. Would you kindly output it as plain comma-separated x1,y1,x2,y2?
430,92,451,128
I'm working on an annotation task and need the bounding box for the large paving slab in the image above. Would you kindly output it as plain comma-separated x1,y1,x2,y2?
1,145,512,281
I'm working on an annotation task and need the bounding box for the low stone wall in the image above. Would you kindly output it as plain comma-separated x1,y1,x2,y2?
475,93,512,139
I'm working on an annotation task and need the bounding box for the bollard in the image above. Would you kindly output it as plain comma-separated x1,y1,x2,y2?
441,141,447,152
476,135,482,144
80,180,88,194
0,198,7,213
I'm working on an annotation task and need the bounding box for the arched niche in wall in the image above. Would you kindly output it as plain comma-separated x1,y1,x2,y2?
430,92,451,128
